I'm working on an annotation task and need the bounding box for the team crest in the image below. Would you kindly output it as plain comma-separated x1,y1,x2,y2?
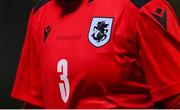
88,17,113,47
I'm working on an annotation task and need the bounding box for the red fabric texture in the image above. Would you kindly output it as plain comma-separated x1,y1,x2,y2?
11,0,180,108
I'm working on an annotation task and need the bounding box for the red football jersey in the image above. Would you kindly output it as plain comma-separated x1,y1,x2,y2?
11,0,180,108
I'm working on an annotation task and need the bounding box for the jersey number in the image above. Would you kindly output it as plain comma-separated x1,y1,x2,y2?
57,59,70,103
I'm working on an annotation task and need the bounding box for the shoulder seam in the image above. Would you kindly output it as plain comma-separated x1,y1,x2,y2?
33,0,50,13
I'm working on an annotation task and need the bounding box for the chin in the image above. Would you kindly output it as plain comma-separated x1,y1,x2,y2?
56,0,83,15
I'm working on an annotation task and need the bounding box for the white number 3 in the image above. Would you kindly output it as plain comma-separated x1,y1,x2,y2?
57,59,70,103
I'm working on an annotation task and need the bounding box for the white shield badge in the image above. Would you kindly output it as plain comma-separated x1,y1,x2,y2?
88,17,113,47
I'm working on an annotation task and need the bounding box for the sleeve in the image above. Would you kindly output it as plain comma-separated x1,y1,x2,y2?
11,10,44,107
136,0,180,103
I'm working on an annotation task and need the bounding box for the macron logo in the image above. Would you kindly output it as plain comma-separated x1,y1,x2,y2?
152,8,167,29
44,25,52,43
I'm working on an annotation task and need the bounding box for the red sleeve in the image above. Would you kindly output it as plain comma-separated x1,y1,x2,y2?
136,0,180,103
11,10,44,107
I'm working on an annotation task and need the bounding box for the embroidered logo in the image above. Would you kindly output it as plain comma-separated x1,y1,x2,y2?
88,17,113,47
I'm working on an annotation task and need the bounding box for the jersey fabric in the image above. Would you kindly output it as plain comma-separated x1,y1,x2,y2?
11,0,180,108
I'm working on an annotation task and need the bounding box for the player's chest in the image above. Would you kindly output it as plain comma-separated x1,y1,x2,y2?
39,0,137,77
42,1,135,54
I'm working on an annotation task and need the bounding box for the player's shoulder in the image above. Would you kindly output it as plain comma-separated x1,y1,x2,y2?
129,0,176,30
33,0,55,14
129,0,174,11
30,0,60,22
29,0,59,31
33,0,50,13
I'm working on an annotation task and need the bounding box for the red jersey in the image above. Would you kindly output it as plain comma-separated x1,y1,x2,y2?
11,0,180,108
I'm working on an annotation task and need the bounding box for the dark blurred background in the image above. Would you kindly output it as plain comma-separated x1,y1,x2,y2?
0,0,179,108
0,0,34,108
